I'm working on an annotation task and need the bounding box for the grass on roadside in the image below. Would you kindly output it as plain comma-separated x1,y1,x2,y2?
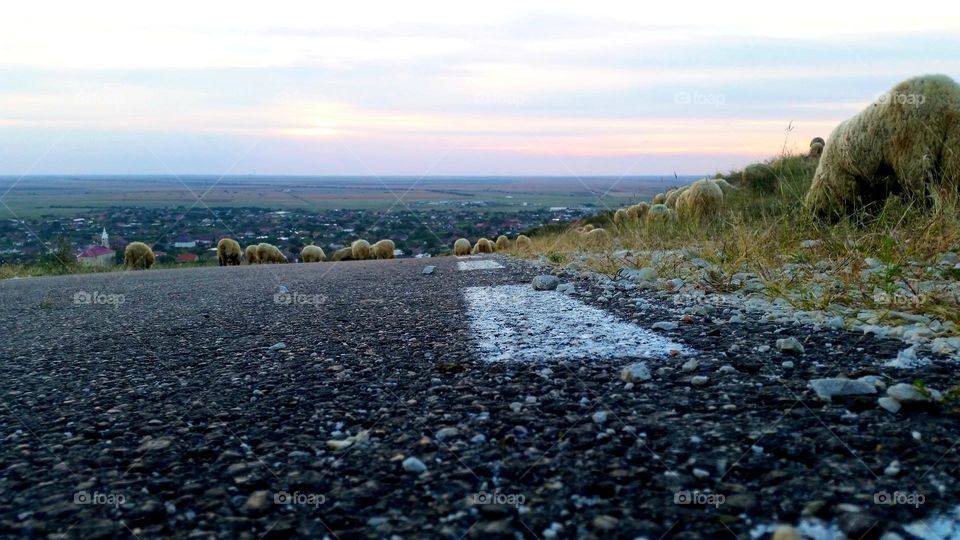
0,260,220,280
513,153,960,326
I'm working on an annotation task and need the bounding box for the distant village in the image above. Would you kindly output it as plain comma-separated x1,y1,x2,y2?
0,205,596,265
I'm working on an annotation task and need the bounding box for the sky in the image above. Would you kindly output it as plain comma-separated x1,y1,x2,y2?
1,0,959,176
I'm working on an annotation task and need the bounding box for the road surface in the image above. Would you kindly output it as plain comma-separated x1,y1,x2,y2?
1,256,958,539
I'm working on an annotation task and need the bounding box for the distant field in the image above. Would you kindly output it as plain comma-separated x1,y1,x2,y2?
0,175,699,218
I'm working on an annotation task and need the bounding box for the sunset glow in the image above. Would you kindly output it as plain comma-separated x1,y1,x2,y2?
1,0,959,175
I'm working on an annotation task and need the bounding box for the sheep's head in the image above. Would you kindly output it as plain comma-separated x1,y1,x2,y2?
809,137,825,158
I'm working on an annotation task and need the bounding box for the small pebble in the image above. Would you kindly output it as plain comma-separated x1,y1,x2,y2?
402,457,427,474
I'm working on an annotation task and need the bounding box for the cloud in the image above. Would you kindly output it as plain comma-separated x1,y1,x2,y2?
1,1,959,174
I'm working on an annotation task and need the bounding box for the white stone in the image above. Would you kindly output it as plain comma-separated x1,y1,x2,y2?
402,457,427,474
809,378,877,400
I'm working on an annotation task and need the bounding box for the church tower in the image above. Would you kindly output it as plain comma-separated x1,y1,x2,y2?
101,227,109,247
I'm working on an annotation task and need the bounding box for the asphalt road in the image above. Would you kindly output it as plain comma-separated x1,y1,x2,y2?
1,256,958,539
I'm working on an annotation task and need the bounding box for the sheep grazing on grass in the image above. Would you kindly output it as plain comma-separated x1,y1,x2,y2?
351,239,371,260
582,227,611,247
646,203,673,223
613,208,627,224
676,179,724,221
809,137,825,159
301,245,326,263
331,247,353,261
257,243,287,264
742,163,777,193
495,235,510,251
453,238,471,255
472,238,494,254
625,202,650,221
652,192,666,205
515,235,532,251
245,244,260,264
805,74,960,219
372,239,396,259
217,238,242,266
665,186,688,209
124,241,155,270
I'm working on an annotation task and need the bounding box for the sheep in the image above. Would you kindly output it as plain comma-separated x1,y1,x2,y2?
625,202,650,221
124,241,155,270
371,239,396,259
582,227,611,247
301,245,326,263
257,243,287,264
676,179,724,221
646,203,674,223
331,247,353,261
809,137,825,159
453,238,472,256
495,235,510,251
805,74,960,219
652,192,666,205
216,238,242,266
245,244,260,264
581,224,595,233
472,238,494,254
613,208,629,225
515,235,532,251
665,186,688,209
351,239,371,260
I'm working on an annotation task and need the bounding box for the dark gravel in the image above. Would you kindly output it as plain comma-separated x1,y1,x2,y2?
1,256,958,539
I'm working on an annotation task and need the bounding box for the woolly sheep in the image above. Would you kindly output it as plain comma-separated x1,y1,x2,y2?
665,186,688,209
472,238,494,254
301,245,326,263
582,227,611,247
351,239,371,260
613,208,627,224
652,192,666,205
581,224,595,232
805,74,960,218
809,137,825,159
245,244,260,264
646,203,673,223
625,202,650,221
453,238,471,255
257,243,287,264
124,241,155,270
331,247,353,261
515,235,532,251
495,235,510,251
216,238,242,266
676,179,724,220
371,239,395,259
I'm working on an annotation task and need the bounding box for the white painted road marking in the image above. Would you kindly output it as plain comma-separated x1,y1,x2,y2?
463,284,688,362
751,509,960,540
458,260,505,271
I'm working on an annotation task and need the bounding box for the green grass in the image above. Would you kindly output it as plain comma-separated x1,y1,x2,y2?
516,153,960,327
0,260,220,280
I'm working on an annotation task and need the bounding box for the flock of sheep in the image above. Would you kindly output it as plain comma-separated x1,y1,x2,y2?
610,176,736,229
121,235,528,270
122,238,399,270
452,234,532,255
